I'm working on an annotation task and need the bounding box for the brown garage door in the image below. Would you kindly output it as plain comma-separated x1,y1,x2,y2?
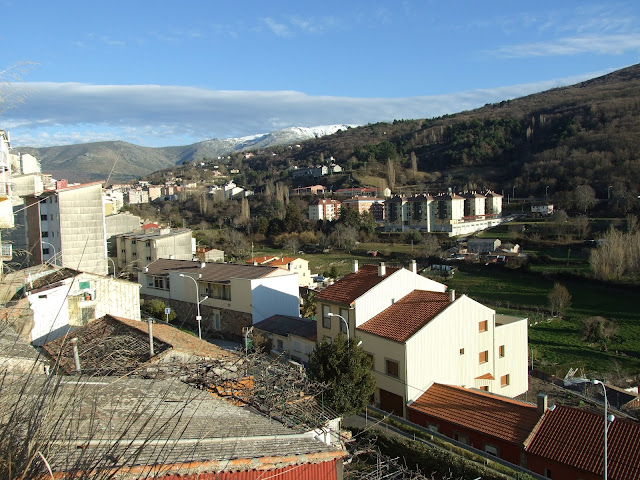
379,389,404,416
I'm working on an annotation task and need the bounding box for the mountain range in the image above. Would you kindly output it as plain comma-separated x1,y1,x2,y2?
15,124,355,184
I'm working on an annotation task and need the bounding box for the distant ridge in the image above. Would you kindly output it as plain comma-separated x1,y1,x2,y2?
14,124,356,183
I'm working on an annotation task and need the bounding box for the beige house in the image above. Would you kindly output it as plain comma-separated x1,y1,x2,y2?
139,259,300,339
253,314,317,365
115,227,194,273
25,181,108,275
246,256,312,287
315,261,528,417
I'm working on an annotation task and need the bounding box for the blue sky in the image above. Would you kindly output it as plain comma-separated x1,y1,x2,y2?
2,0,640,147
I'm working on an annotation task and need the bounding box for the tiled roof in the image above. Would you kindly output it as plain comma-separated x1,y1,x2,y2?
525,405,640,479
145,259,277,282
358,290,452,342
8,376,343,476
43,315,231,375
246,255,277,264
315,264,401,305
475,373,495,380
269,257,302,266
254,315,317,341
141,223,159,229
409,383,542,445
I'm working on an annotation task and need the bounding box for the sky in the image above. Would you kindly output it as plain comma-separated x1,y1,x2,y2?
1,1,640,148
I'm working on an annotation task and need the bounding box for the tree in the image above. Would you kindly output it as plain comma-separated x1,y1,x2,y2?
410,151,418,179
387,158,396,191
548,282,571,317
308,335,376,416
574,184,597,213
420,234,441,258
142,298,177,322
582,316,619,351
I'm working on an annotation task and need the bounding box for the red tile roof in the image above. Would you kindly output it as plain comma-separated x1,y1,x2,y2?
245,255,277,264
357,290,451,342
314,264,401,305
525,405,640,479
409,383,542,445
269,257,300,266
475,373,495,380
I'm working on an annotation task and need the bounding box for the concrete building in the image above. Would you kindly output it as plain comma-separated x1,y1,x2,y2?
531,203,554,216
126,187,149,204
315,261,528,417
196,246,225,263
341,196,385,221
247,256,312,287
115,227,194,273
24,181,108,275
139,259,299,339
309,198,341,221
384,191,505,236
0,266,141,345
467,238,501,254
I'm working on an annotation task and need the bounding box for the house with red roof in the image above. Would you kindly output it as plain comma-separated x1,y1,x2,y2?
407,383,544,465
315,261,528,416
524,404,640,480
246,255,312,287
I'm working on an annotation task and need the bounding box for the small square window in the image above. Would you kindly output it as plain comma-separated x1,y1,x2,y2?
501,374,510,387
386,359,399,377
479,350,488,364
479,320,488,332
499,345,505,357
459,348,465,355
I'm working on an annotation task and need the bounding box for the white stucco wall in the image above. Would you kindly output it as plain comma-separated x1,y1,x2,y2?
29,285,70,345
249,274,299,323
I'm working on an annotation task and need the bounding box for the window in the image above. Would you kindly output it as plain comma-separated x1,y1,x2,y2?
499,345,505,357
153,276,168,290
544,468,552,479
459,348,465,355
40,214,47,221
277,339,284,350
480,385,489,391
146,256,152,261
41,231,49,238
145,240,151,247
479,350,488,364
212,311,221,330
501,374,510,387
484,444,498,456
479,320,488,332
131,239,136,245
386,359,399,377
453,432,469,445
42,248,50,255
322,305,331,329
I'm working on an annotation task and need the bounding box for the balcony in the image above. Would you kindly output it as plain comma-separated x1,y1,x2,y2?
1,243,12,260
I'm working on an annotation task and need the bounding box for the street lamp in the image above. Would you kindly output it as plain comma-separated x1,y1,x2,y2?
42,241,57,266
592,379,615,480
545,185,550,196
107,257,116,278
179,273,208,339
328,313,349,340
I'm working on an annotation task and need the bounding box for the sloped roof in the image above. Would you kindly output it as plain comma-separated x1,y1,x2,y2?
246,255,277,264
269,257,305,267
409,383,542,445
8,375,343,477
358,290,452,342
145,259,277,282
315,264,401,305
254,315,317,341
525,405,640,479
43,315,232,375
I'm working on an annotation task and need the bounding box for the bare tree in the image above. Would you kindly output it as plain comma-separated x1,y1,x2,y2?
582,316,619,351
548,283,571,317
387,158,396,192
574,185,597,213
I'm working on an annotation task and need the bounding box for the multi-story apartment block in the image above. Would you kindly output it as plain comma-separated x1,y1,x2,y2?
115,227,194,274
24,181,108,275
126,188,149,204
309,198,341,221
384,190,505,236
341,196,386,221
315,261,528,417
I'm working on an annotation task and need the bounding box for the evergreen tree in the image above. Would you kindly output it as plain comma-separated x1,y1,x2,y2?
308,334,376,416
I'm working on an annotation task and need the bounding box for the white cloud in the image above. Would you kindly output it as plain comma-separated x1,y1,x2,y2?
263,17,291,38
493,33,640,58
2,70,613,148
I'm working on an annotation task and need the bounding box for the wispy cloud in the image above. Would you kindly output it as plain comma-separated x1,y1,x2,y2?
4,70,612,148
492,34,640,58
263,17,291,38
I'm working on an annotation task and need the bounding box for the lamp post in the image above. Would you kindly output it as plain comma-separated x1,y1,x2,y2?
107,257,116,278
545,185,550,196
42,241,57,266
328,313,349,340
592,379,615,480
179,273,208,339
608,185,612,200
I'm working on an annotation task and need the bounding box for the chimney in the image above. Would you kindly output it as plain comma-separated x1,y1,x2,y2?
353,260,359,273
410,259,417,274
148,318,155,357
71,338,81,373
378,262,386,277
449,289,455,302
537,393,548,414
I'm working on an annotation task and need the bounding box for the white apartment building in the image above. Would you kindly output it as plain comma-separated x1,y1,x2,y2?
309,198,341,221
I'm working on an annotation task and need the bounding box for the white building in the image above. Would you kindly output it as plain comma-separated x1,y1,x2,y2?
115,227,194,274
309,198,341,221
